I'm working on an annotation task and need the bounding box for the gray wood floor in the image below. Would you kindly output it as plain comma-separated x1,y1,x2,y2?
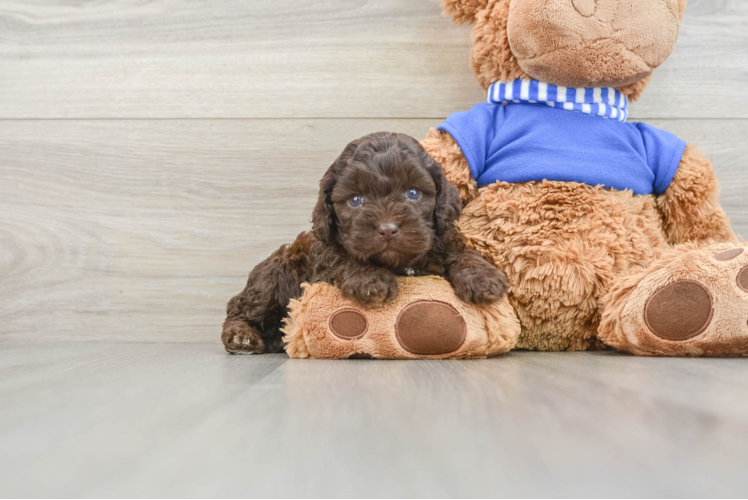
2,342,748,498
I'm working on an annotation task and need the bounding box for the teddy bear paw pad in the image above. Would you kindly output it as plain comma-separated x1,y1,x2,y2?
329,308,368,340
644,281,714,341
737,266,748,292
395,301,467,355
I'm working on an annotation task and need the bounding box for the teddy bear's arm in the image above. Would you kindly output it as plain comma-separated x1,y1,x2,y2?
422,128,478,204
657,144,735,245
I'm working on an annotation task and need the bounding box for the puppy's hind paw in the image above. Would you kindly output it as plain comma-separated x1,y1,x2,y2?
222,321,265,354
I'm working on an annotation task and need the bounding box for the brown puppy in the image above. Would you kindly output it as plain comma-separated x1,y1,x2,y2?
222,132,508,354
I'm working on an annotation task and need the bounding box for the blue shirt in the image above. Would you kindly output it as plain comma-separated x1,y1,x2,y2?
437,102,687,196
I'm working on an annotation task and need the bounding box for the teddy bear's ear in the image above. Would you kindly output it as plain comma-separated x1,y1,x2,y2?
678,0,687,20
442,0,490,25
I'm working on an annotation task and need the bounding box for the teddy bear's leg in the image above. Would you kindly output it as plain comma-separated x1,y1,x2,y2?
599,243,748,356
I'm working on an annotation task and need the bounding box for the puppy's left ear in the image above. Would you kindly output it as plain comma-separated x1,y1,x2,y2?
425,152,462,238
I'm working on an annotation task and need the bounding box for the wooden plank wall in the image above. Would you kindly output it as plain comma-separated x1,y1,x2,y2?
1,0,746,343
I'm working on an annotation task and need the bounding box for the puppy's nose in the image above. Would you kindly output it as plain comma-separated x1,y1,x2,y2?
377,223,399,240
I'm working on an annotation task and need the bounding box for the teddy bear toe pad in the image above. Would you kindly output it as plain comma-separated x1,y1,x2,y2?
737,266,748,292
714,248,744,262
329,308,368,340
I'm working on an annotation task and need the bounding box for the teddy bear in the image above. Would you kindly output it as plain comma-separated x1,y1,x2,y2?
415,0,748,356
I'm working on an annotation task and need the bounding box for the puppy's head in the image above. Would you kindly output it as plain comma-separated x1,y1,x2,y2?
312,132,462,269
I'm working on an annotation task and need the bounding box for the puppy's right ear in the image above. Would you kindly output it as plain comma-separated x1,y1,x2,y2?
311,163,338,244
442,0,489,24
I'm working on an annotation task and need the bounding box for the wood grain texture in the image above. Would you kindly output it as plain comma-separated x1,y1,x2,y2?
1,342,748,497
0,119,433,342
0,0,745,119
1,119,746,343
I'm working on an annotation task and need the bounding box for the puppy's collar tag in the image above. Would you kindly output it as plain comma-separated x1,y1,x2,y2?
488,79,629,123
405,268,415,276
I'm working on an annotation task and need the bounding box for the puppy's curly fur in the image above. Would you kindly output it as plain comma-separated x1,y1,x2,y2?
222,132,508,354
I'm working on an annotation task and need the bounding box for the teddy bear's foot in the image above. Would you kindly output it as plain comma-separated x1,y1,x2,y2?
599,244,748,356
282,277,521,359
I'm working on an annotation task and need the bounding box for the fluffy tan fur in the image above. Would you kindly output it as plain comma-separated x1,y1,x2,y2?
657,144,735,245
283,276,520,359
422,128,479,203
459,174,668,351
468,0,530,90
442,0,490,25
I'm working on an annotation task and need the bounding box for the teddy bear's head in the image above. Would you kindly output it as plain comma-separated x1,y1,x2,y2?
444,0,687,100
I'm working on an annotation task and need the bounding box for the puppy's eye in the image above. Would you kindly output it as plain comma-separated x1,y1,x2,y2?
349,195,364,207
406,189,421,200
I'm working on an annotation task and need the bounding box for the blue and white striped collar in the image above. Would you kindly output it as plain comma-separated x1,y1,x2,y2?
487,79,629,122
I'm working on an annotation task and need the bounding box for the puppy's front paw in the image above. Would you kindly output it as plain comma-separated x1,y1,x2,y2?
222,320,265,354
340,269,399,308
452,265,508,305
